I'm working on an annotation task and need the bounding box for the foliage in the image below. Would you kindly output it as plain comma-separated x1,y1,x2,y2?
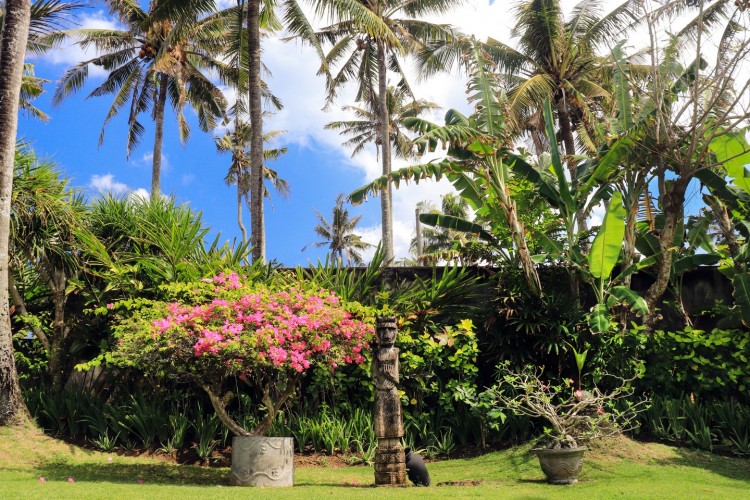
640,326,750,402
642,394,750,456
107,272,374,436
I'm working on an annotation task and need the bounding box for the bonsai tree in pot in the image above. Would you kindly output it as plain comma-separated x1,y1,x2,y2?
466,362,645,484
106,271,374,486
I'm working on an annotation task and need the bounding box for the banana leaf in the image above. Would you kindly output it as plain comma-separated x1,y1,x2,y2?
588,191,626,280
418,213,496,244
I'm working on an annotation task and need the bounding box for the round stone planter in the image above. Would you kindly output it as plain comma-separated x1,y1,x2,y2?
532,446,586,485
231,436,294,487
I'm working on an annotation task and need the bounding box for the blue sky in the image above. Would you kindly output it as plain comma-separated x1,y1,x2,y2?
24,0,689,266
21,0,523,265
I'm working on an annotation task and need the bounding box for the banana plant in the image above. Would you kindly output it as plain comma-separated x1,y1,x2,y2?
507,99,618,274
349,38,542,296
587,191,648,333
693,130,750,327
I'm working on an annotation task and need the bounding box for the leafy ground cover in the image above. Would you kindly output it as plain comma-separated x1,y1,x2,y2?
1,426,748,499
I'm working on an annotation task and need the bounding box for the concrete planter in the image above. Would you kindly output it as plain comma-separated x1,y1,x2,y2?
532,447,586,485
231,436,294,487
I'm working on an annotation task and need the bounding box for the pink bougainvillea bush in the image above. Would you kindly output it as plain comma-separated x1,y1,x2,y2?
109,272,374,436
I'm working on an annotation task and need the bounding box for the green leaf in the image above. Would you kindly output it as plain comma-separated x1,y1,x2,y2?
732,272,750,327
589,303,610,333
419,213,496,244
709,132,750,194
608,286,648,315
672,254,721,276
612,42,633,131
613,254,658,282
588,191,626,280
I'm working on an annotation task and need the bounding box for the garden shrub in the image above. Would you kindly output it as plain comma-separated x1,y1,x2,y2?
640,326,750,402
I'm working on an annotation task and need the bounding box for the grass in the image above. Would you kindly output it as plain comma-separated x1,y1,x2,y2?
1,426,749,499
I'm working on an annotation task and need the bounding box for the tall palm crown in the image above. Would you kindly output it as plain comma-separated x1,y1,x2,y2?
306,194,371,266
325,85,438,159
422,0,636,167
502,0,636,162
314,0,460,262
52,0,228,199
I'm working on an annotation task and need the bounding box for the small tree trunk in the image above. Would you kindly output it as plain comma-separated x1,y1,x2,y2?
377,39,394,264
248,0,265,263
706,196,739,257
504,198,542,297
0,0,32,425
415,208,423,262
151,73,168,201
557,99,577,179
201,384,250,437
645,179,688,315
49,269,69,389
237,186,248,244
8,271,49,352
557,99,589,245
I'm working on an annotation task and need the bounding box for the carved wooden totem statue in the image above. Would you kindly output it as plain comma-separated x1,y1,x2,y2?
373,316,406,485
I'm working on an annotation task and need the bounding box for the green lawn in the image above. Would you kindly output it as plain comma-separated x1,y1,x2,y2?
1,426,748,499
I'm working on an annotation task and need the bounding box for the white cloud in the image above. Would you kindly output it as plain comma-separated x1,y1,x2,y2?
89,173,149,200
89,173,128,195
129,188,151,202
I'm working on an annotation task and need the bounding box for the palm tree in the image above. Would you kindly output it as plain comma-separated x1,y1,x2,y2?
422,1,636,165
314,0,459,263
52,0,228,200
0,0,31,425
352,38,543,295
1,1,82,119
326,85,438,159
305,194,372,266
215,120,288,244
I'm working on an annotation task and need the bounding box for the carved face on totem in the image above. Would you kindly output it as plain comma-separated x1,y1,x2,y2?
376,317,397,347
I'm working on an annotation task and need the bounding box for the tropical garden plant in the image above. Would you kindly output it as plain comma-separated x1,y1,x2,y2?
464,361,645,450
106,271,375,437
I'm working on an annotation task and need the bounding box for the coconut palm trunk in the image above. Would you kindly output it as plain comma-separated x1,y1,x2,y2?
0,0,31,425
151,73,169,200
248,0,265,263
377,39,394,263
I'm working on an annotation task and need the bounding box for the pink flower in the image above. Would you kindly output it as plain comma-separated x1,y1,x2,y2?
137,479,145,484
38,477,46,483
67,477,75,483
106,303,114,309
107,456,113,462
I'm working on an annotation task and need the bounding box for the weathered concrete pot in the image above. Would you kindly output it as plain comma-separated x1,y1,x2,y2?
231,436,294,487
532,447,586,485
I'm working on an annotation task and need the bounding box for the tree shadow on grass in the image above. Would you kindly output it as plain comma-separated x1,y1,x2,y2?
34,460,230,486
651,448,750,483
